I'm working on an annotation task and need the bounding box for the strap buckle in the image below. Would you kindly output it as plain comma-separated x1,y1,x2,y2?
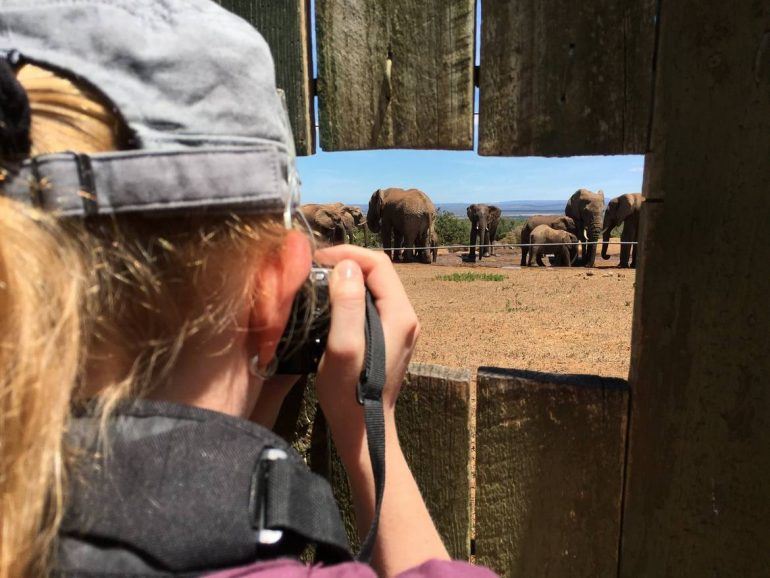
251,447,288,545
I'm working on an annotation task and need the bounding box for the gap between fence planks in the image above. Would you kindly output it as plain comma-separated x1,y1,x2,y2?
475,368,628,578
213,0,315,155
316,0,475,151
478,0,656,156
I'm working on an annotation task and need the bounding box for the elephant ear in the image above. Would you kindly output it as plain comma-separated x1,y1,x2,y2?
562,216,577,233
615,196,635,221
489,206,502,222
565,198,577,219
466,204,476,220
367,189,384,232
315,208,336,229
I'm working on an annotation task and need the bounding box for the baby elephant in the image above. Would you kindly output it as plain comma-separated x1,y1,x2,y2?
527,225,578,267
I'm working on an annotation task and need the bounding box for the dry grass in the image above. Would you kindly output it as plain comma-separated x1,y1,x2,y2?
396,246,635,379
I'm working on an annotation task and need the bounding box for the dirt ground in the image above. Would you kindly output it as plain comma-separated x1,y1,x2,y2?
396,243,635,379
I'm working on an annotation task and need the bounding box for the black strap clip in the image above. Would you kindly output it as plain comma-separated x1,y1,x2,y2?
250,447,288,546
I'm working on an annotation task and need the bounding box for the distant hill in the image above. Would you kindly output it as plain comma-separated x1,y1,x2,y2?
436,200,565,217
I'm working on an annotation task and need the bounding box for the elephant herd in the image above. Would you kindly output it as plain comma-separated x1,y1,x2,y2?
464,189,643,268
301,187,643,269
301,188,438,264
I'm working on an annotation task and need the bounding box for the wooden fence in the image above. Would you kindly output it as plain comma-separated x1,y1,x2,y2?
277,364,629,577
215,0,656,156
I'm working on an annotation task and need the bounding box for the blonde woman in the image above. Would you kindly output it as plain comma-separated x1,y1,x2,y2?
0,2,495,577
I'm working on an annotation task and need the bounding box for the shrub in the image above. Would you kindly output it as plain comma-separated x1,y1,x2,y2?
434,209,471,247
350,227,380,247
496,217,527,247
435,272,506,282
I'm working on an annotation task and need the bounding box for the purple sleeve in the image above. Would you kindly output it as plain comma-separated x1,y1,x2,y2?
395,560,498,578
207,559,497,578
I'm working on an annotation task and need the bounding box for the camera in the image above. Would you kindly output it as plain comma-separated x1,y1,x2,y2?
275,267,332,375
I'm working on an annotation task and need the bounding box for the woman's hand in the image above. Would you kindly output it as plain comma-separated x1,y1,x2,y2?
313,246,420,456
314,247,449,576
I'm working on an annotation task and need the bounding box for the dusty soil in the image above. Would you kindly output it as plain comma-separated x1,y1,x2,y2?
396,243,635,379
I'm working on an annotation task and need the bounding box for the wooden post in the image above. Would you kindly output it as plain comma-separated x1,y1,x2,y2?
620,0,770,574
316,0,475,151
478,0,656,156
330,364,473,559
475,368,628,578
213,0,315,155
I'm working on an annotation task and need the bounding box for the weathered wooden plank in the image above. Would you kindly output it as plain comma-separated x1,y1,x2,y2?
396,364,472,559
620,0,770,574
214,0,315,155
478,0,656,156
622,0,657,152
330,363,472,559
316,0,475,151
475,368,628,578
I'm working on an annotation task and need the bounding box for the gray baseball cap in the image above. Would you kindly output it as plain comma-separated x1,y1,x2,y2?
0,0,299,219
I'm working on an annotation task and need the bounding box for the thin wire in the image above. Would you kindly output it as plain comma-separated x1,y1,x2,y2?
379,240,638,251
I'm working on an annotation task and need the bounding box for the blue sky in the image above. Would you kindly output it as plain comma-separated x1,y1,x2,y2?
297,151,644,205
297,1,644,206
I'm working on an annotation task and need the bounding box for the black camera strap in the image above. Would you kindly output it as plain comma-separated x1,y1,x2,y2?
354,291,387,564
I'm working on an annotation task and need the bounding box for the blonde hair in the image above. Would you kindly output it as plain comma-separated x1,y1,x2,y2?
0,197,84,578
0,65,287,576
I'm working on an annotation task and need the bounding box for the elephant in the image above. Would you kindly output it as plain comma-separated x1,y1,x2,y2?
527,225,579,267
466,204,502,262
520,215,578,266
367,188,437,264
565,188,605,267
601,193,643,268
331,202,369,246
300,203,346,246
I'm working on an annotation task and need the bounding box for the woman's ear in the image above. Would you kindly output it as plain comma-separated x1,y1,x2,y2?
249,230,312,368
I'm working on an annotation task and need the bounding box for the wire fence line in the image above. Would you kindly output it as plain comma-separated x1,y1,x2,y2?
378,240,638,252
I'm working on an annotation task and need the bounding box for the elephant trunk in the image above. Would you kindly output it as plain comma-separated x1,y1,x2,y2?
585,215,603,266
601,223,613,260
477,217,488,259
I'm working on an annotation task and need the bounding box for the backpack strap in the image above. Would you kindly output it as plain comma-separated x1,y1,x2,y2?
252,448,351,564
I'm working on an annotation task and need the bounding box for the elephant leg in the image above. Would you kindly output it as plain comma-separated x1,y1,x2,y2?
417,231,431,264
468,226,478,262
489,225,498,256
382,223,393,261
401,232,415,262
618,220,635,268
560,246,571,267
393,231,405,262
520,232,529,267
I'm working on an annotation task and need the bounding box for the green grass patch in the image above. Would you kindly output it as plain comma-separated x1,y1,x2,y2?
436,272,506,282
